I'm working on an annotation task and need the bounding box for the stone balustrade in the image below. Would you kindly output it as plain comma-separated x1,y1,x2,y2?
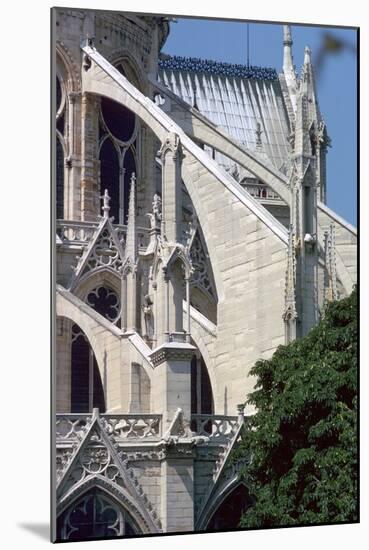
56,220,99,244
243,183,281,201
56,220,150,249
190,414,239,440
56,413,162,441
56,413,247,445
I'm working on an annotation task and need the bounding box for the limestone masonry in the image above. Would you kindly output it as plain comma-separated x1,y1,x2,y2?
53,9,357,540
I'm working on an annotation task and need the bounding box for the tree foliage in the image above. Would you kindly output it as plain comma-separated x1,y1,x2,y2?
236,287,358,528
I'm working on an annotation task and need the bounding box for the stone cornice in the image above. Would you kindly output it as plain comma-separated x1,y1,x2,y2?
149,342,196,367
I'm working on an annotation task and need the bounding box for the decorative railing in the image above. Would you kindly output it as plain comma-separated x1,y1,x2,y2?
244,183,281,201
159,55,278,81
56,220,99,244
190,414,239,440
56,413,162,441
56,220,150,249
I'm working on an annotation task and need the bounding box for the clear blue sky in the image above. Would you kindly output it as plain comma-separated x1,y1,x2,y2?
162,18,357,226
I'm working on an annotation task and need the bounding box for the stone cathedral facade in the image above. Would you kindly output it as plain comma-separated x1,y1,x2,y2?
53,8,357,541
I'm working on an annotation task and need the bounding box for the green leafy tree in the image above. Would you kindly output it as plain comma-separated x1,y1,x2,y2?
236,287,357,528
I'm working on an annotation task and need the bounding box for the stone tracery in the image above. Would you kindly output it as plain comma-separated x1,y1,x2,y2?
53,9,357,541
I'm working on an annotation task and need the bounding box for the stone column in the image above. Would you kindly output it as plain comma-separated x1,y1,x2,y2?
80,93,100,221
185,275,191,343
165,262,185,339
150,344,195,431
126,267,138,332
66,91,82,221
158,133,182,244
160,452,194,532
121,274,127,332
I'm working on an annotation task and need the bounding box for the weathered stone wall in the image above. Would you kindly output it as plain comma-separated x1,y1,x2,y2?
182,154,287,411
193,448,217,523
129,459,162,517
55,8,167,227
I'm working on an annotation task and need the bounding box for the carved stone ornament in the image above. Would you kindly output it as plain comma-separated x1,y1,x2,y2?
56,410,161,533
158,132,182,162
190,231,216,299
69,216,125,290
149,343,196,368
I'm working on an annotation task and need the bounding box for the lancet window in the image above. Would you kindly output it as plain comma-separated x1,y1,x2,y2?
71,324,105,413
99,74,138,225
190,354,213,416
56,73,66,219
57,489,139,540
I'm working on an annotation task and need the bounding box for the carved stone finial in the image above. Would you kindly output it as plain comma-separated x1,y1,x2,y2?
237,404,245,424
283,24,293,46
255,122,263,149
152,193,162,220
158,132,182,161
193,82,199,110
304,46,312,65
101,189,111,218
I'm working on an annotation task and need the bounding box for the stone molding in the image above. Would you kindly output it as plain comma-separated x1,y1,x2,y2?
149,342,196,367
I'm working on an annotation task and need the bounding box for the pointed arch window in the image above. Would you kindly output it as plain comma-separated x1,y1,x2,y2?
99,93,138,225
191,354,213,416
56,136,65,219
57,489,139,541
56,73,66,219
99,138,120,222
71,324,105,413
190,353,214,434
206,484,253,531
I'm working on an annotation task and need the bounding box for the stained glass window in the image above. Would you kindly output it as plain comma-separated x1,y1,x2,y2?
57,489,139,541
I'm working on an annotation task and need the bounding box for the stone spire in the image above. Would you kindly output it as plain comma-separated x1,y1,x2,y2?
300,46,321,124
293,90,311,169
125,172,137,264
298,44,329,202
289,44,320,338
121,172,138,333
282,25,297,112
283,25,293,71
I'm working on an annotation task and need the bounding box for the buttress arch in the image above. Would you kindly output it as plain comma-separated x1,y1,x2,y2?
56,301,106,390
82,57,226,302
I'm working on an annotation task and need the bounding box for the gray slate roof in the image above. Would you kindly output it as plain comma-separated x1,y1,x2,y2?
159,55,291,174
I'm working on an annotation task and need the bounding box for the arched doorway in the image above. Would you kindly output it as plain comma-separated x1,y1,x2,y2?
71,323,105,413
57,488,140,541
206,484,252,531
